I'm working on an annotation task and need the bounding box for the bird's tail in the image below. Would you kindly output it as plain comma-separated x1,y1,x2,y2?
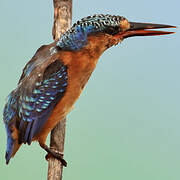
5,125,21,164
5,124,15,164
4,91,21,164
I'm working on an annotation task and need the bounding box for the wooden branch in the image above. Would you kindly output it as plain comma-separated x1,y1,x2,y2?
48,0,72,180
52,0,72,41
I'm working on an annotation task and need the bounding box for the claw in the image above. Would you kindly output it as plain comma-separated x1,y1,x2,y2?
40,143,67,167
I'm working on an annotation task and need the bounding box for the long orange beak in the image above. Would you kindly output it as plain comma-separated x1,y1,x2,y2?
121,22,176,38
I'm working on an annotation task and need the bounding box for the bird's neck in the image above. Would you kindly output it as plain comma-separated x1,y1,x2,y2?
85,33,118,55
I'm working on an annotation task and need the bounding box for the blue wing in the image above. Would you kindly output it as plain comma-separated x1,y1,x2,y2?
18,59,68,144
4,59,68,145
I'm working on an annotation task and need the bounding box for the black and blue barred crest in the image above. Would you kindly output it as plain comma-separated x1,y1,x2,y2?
57,14,126,50
3,59,68,145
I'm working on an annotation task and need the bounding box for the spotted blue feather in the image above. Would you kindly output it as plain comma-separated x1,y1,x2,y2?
16,60,68,144
3,92,17,124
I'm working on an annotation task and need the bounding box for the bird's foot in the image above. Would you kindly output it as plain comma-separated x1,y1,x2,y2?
45,149,67,167
40,143,67,167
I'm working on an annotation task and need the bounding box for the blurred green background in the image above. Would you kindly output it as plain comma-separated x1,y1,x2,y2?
0,0,180,179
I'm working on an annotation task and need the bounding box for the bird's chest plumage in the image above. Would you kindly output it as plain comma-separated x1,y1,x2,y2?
62,50,98,110
37,49,99,142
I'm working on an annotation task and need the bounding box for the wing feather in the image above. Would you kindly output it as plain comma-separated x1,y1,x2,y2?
17,59,68,144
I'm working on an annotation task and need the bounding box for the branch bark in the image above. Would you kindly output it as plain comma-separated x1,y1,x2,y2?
48,1,72,180
52,0,72,41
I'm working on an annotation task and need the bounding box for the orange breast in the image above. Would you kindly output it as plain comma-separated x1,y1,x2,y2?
35,49,100,144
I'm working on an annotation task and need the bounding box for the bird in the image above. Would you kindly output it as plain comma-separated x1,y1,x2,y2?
3,14,175,166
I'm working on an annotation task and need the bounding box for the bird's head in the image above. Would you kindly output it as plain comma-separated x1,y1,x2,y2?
57,14,176,52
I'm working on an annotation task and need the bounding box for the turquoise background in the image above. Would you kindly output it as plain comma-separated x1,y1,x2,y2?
0,0,180,179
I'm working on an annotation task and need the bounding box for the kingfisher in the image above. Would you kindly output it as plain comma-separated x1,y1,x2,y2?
3,14,175,166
